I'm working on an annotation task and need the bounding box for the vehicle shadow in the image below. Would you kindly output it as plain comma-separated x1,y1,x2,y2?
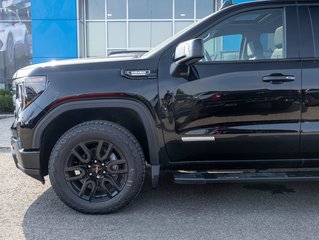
22,172,319,240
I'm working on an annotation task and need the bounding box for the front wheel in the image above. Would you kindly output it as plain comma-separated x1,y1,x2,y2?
49,121,145,214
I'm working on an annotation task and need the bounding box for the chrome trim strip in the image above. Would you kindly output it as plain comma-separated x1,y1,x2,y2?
181,136,215,142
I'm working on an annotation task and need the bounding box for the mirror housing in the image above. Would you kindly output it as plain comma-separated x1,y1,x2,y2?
170,38,204,78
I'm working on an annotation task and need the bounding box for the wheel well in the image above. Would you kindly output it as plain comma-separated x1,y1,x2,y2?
40,108,150,175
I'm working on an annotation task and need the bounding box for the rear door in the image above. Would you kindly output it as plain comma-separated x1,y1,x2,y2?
159,6,302,162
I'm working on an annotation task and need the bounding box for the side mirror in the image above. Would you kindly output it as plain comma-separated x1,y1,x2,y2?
170,38,204,78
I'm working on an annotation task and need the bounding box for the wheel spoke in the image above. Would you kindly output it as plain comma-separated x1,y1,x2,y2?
79,179,96,197
79,143,92,162
95,140,104,160
100,143,113,161
65,166,86,181
108,159,126,166
107,159,127,174
103,175,122,192
100,179,114,197
72,143,91,163
88,181,98,201
108,168,128,174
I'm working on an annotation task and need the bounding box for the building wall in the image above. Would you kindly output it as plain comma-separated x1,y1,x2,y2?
31,0,78,64
31,0,252,63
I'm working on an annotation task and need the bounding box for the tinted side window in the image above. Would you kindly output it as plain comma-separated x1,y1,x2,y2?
309,7,319,58
200,8,285,62
204,34,242,61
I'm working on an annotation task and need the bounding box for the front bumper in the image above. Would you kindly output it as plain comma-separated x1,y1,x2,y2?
11,128,44,183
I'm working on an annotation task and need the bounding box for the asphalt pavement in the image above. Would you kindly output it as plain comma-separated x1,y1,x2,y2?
2,117,319,240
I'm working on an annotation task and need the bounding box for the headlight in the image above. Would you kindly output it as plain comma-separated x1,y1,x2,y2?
14,76,47,109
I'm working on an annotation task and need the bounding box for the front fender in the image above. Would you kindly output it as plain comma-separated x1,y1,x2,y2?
32,99,163,187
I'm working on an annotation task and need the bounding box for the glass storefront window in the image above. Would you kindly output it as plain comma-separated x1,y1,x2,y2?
129,22,151,48
175,21,193,33
129,21,173,48
196,0,214,19
128,0,150,19
150,0,172,19
86,0,105,20
86,22,106,57
128,0,172,19
84,0,220,57
151,22,172,47
175,0,194,19
108,22,127,48
107,0,126,19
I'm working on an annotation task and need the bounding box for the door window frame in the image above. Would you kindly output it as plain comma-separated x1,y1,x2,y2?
300,5,319,60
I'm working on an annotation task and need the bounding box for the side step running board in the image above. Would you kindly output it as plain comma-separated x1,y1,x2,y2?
174,171,319,184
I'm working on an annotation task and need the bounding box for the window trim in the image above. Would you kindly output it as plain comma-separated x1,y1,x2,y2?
195,57,301,66
306,5,319,59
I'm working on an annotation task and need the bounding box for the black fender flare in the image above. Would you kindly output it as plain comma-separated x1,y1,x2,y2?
33,99,161,188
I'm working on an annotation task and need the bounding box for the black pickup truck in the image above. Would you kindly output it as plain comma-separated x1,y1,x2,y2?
11,0,319,213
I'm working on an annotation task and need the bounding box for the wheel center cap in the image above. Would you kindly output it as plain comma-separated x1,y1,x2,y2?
91,164,102,175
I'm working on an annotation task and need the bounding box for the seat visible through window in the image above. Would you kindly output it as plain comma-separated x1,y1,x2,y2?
271,26,283,59
201,9,285,62
247,41,263,60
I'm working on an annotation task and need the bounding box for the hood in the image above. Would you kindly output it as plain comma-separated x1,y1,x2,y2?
13,55,142,79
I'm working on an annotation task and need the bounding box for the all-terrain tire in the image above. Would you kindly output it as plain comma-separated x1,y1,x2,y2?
49,120,145,214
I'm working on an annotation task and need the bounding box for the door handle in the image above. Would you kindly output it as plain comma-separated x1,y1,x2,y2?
262,74,295,84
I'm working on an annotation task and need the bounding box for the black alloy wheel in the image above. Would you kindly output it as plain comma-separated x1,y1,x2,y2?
49,121,145,214
65,140,128,202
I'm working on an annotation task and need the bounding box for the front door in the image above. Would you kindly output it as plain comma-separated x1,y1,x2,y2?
159,6,301,162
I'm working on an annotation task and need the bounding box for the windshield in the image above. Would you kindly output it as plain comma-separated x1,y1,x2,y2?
142,13,214,58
